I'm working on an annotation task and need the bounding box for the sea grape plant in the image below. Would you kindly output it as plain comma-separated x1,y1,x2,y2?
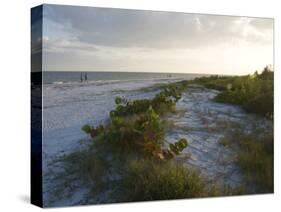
82,83,189,160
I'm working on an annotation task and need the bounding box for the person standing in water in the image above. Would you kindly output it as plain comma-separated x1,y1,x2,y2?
80,73,83,82
84,73,88,82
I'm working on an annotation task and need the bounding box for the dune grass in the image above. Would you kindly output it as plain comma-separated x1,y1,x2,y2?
120,159,207,201
236,130,273,193
218,126,273,193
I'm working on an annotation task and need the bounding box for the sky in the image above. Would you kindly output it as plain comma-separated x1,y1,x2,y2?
33,4,273,75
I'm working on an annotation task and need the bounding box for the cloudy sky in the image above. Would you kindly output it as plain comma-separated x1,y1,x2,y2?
36,4,273,75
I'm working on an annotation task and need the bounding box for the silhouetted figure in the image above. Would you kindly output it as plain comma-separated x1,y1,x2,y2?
84,73,88,82
80,73,83,82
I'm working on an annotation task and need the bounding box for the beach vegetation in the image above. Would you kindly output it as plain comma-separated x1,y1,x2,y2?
218,127,273,193
236,130,273,193
120,159,207,201
194,66,273,119
83,82,190,159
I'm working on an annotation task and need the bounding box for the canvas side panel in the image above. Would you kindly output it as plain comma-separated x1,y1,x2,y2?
31,5,43,208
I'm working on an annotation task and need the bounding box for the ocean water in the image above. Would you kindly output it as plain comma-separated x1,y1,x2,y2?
42,71,207,84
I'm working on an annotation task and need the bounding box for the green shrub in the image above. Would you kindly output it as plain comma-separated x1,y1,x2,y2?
243,92,273,118
104,106,166,156
110,84,184,118
83,83,190,159
197,67,273,119
121,159,206,201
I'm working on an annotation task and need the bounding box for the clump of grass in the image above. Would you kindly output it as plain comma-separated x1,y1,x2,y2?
218,127,273,193
236,132,273,193
120,159,208,201
61,150,110,190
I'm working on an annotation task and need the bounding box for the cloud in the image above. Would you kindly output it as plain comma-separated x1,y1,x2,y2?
41,4,273,74
43,4,273,50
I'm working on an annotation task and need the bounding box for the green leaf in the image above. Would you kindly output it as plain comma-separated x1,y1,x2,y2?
115,96,122,105
169,143,179,155
82,124,92,134
178,138,188,149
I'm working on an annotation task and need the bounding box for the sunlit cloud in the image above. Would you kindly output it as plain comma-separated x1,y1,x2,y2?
40,4,273,75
